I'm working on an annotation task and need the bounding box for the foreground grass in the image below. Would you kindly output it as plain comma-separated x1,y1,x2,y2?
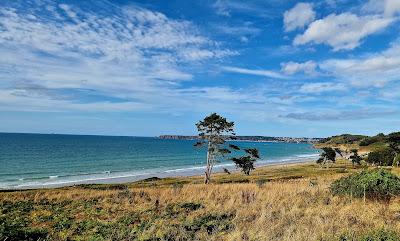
2,162,400,241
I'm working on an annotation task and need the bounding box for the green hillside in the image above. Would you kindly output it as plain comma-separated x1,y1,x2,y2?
316,132,400,152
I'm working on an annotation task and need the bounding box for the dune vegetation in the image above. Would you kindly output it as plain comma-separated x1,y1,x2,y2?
2,161,400,241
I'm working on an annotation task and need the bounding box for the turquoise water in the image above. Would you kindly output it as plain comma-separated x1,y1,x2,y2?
0,133,319,189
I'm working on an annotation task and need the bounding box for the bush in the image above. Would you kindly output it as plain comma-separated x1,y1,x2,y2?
330,169,400,202
359,133,386,146
179,202,203,211
338,228,400,241
0,216,49,241
366,148,395,166
184,213,235,235
324,134,366,145
359,229,400,241
360,138,377,146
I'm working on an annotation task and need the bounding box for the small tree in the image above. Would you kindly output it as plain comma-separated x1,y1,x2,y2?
195,113,234,184
232,148,260,175
367,148,395,166
195,113,260,183
388,133,400,167
349,149,362,166
317,147,336,165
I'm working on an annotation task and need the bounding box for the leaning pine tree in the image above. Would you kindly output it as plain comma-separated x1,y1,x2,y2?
195,113,260,183
317,147,337,165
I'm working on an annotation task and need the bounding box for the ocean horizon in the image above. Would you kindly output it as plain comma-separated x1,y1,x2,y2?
0,133,319,189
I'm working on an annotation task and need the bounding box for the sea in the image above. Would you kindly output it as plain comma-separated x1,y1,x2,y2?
0,133,320,189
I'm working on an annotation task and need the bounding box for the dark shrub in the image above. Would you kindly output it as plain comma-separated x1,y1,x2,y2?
338,228,400,241
366,148,395,166
179,202,203,211
388,132,400,143
360,138,376,146
359,133,386,146
185,213,235,235
0,216,49,241
330,169,400,202
324,134,366,145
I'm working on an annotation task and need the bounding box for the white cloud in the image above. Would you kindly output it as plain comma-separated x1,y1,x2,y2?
299,82,346,93
294,13,394,50
362,0,400,17
280,61,317,75
216,24,261,35
212,0,264,17
284,3,315,32
0,89,151,112
0,1,298,124
178,48,238,61
221,66,288,79
320,40,400,87
58,4,78,20
215,23,262,43
0,1,237,113
283,109,397,121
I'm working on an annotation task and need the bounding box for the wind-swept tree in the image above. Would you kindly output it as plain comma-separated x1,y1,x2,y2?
232,148,260,175
195,113,235,184
317,147,336,165
195,113,260,183
349,149,362,166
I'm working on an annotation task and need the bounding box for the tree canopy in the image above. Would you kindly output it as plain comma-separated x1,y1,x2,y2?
232,148,260,175
317,147,336,165
195,113,260,183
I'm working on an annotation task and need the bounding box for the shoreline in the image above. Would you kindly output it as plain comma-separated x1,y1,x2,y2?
0,155,318,190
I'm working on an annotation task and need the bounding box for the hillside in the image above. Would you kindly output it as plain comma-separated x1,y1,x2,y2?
315,132,400,153
2,162,400,241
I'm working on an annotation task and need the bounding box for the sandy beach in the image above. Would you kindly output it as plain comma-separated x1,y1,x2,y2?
3,155,319,190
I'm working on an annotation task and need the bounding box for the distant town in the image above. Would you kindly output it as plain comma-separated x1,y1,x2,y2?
158,135,323,144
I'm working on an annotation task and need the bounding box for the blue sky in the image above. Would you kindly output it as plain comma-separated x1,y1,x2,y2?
1,0,400,137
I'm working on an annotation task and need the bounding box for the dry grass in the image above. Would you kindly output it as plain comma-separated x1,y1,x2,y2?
1,162,400,241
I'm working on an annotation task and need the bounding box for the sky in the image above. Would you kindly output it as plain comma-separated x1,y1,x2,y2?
0,0,400,137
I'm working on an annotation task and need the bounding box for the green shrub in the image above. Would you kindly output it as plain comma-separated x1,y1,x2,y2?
366,148,395,166
338,228,400,241
0,216,49,241
359,134,386,146
184,213,235,235
359,229,400,241
179,202,203,211
323,134,366,145
330,169,400,201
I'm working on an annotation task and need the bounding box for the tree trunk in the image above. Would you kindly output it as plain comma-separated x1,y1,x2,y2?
204,141,212,184
204,171,210,184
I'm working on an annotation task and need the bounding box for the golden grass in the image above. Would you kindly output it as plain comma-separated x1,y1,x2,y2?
1,162,400,241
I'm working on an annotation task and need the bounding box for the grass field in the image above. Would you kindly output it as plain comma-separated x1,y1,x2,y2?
1,161,400,241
